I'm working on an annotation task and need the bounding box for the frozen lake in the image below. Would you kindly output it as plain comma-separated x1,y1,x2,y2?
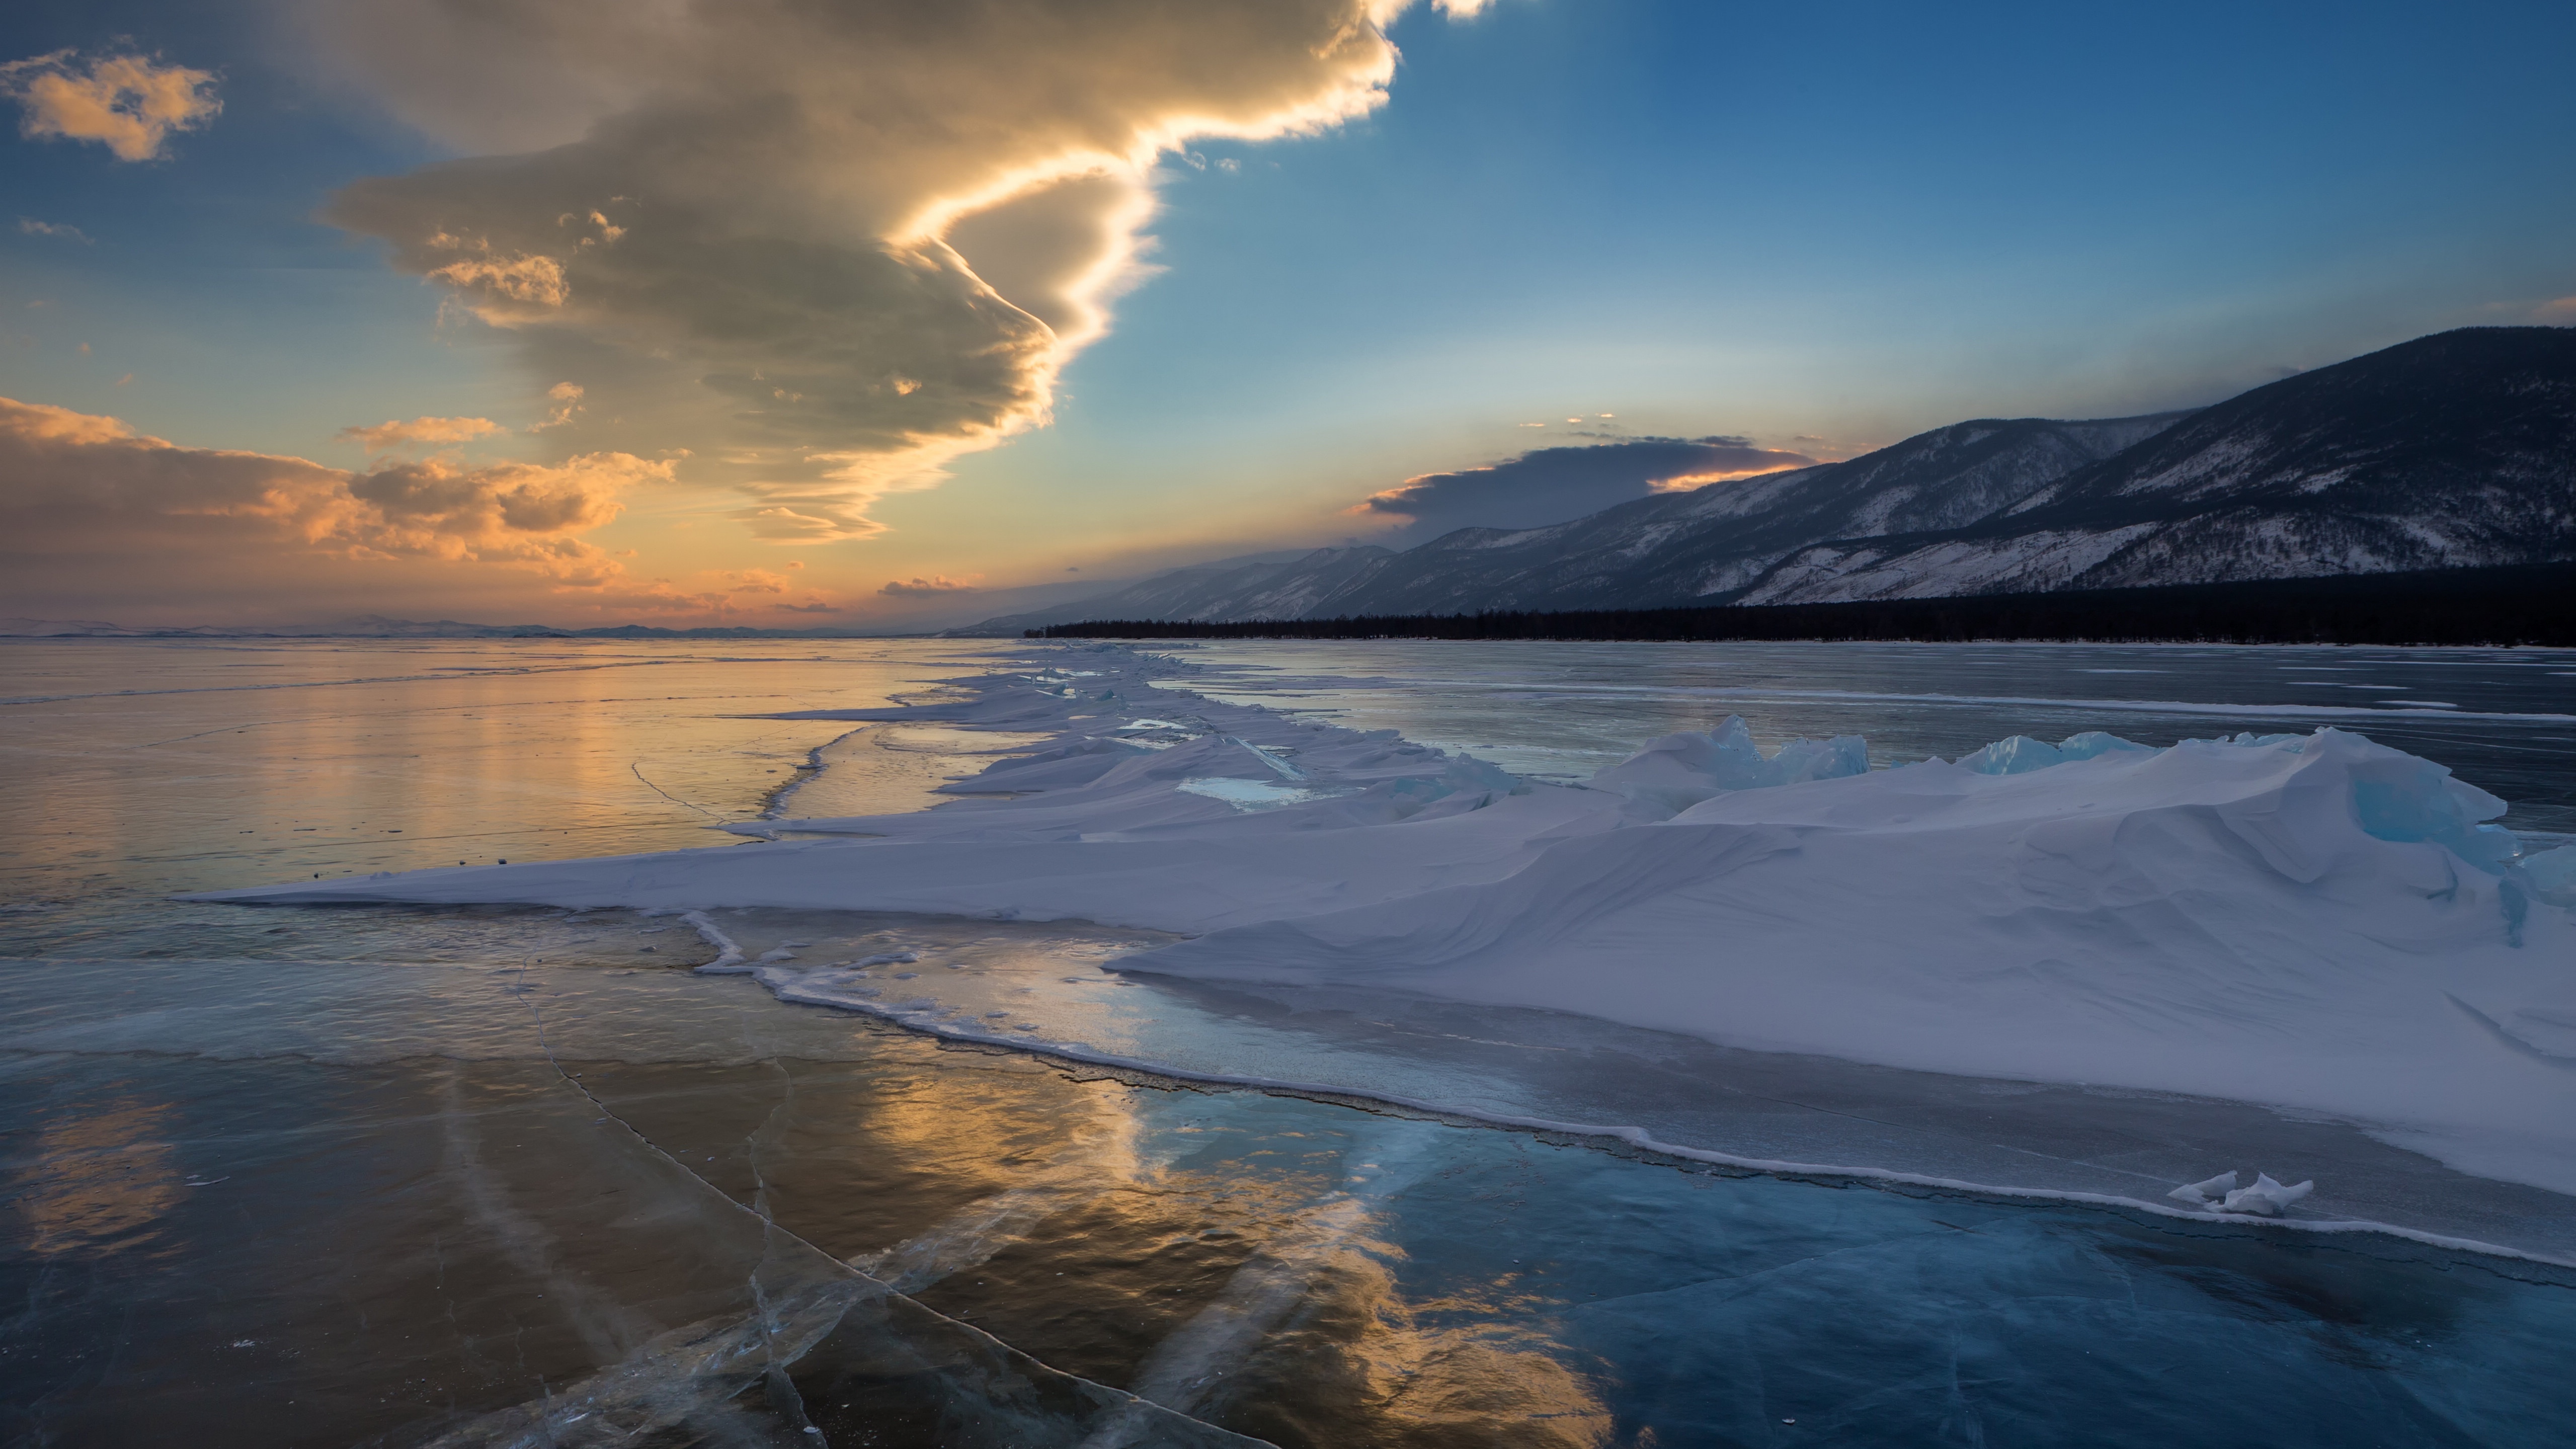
4,636,2573,1446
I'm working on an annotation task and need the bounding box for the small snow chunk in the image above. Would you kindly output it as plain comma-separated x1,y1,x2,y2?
2167,1170,2237,1204
854,950,919,967
2217,1173,2314,1216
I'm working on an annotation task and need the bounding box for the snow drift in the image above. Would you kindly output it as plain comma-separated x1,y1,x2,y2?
195,646,2576,1203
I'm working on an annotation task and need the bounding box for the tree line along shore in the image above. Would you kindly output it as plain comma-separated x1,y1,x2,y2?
1032,561,2576,647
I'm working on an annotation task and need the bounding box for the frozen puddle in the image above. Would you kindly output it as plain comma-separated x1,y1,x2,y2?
198,644,2576,1263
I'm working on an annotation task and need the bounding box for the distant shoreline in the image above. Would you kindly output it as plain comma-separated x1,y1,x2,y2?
1034,562,2576,647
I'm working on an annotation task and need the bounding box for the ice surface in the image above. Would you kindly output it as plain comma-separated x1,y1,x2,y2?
195,644,2576,1243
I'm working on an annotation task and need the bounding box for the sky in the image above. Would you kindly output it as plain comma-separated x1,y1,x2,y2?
4,0,2571,630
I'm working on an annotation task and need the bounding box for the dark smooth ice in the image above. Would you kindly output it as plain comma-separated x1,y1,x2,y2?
8,934,2575,1447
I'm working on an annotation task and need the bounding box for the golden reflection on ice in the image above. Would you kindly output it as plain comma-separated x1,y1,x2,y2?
1177,1194,1613,1446
13,1093,186,1258
0,638,1023,898
764,1051,1612,1439
832,1053,1155,1291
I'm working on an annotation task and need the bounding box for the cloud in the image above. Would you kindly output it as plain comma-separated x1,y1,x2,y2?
2539,296,2576,324
2,52,221,162
582,567,839,618
18,218,92,243
1355,437,1819,542
532,380,584,430
338,415,508,450
308,0,1474,540
0,395,664,613
879,575,980,597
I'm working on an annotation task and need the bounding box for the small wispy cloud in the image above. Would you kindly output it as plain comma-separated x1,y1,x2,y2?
18,218,91,243
1,51,221,163
879,575,979,596
531,380,584,431
338,415,507,451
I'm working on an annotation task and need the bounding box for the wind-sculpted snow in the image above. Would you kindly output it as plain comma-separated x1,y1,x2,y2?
1149,723,2574,1186
197,645,2576,1222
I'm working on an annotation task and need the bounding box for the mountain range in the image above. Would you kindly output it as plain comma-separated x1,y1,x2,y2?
964,326,2576,631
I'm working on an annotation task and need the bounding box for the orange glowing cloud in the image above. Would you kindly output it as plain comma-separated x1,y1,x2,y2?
0,396,664,607
338,415,508,451
2,51,221,163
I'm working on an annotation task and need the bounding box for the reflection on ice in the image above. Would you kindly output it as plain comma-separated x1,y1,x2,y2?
25,636,2576,1444
12,1094,184,1260
7,910,2576,1445
199,645,2576,1262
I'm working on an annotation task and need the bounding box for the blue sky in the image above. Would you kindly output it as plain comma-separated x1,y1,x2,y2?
4,0,2570,625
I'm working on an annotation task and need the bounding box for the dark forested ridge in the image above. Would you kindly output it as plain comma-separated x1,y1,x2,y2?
1036,562,2576,647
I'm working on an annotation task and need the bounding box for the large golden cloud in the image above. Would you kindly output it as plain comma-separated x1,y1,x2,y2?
309,0,1488,540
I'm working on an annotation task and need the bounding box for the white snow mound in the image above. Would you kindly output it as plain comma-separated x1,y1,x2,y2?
193,648,2576,1196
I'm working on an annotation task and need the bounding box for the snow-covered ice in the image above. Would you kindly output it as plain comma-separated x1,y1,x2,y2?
195,644,2576,1245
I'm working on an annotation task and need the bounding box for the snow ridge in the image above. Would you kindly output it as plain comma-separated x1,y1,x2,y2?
194,644,2576,1222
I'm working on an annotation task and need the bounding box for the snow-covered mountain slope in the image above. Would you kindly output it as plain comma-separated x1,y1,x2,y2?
1532,413,2188,609
968,416,2191,627
964,547,1397,633
1740,327,2576,604
971,327,2571,628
